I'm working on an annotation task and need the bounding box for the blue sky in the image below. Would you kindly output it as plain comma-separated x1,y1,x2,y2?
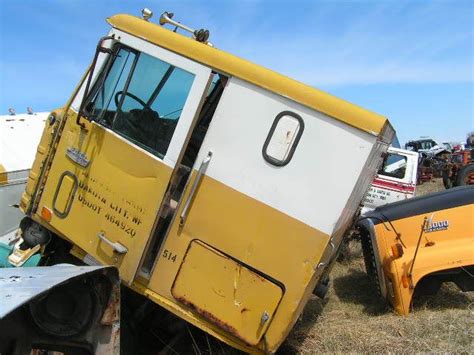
0,0,472,144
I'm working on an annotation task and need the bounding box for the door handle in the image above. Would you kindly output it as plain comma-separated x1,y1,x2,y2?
180,151,212,227
98,232,128,254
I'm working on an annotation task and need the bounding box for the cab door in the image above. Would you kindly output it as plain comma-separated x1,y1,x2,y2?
35,33,212,283
362,148,418,211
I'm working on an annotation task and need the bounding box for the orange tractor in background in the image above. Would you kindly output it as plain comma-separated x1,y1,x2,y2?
443,134,474,188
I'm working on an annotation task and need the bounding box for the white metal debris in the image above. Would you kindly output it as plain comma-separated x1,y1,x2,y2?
0,112,48,172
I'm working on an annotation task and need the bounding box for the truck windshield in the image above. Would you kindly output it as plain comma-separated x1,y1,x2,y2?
85,45,195,158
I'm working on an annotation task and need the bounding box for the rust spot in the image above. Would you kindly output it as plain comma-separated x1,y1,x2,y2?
175,296,252,346
101,286,120,326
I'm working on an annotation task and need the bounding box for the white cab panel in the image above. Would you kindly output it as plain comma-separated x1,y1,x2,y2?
196,78,376,235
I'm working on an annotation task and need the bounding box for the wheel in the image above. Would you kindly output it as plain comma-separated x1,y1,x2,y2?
455,164,474,186
360,229,382,297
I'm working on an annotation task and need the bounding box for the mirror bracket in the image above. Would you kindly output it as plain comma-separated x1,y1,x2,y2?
76,35,115,129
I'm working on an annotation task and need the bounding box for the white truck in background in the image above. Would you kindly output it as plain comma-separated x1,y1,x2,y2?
330,146,419,265
362,147,419,213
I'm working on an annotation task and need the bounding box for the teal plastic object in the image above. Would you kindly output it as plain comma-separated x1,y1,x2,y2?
0,243,41,268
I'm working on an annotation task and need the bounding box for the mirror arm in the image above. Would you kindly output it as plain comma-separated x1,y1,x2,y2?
76,35,115,129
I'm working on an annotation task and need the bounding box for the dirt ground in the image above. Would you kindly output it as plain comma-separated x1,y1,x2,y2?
416,177,445,196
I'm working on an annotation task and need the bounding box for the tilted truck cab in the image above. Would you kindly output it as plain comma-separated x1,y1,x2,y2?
358,186,474,315
13,11,394,353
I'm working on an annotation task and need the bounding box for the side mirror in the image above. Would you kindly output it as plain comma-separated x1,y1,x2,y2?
76,36,115,128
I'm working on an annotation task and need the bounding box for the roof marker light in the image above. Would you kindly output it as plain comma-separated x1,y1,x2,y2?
141,8,153,21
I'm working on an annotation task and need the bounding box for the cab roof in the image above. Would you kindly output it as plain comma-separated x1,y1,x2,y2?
107,14,392,137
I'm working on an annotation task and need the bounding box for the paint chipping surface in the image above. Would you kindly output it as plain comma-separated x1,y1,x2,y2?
171,240,283,346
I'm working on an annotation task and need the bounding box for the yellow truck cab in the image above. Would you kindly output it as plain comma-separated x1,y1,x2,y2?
13,10,393,353
358,186,474,315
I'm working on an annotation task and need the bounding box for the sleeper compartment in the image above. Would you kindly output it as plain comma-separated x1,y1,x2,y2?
171,240,283,346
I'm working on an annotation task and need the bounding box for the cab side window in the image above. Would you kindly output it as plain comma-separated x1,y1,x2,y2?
85,45,195,159
262,111,304,166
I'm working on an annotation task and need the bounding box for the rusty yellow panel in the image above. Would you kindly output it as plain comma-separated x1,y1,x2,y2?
172,240,283,346
147,174,330,352
53,172,77,216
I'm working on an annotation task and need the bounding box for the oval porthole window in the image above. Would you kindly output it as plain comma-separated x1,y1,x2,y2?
262,111,304,166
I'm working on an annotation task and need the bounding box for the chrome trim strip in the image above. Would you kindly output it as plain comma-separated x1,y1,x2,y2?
179,151,212,227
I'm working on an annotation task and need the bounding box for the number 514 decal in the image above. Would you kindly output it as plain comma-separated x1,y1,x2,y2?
162,249,177,262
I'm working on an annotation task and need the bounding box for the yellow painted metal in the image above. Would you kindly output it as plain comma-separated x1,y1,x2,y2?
373,203,474,315
60,170,329,352
107,14,390,137
0,164,6,185
20,110,59,213
146,174,329,352
172,240,283,346
68,240,255,352
130,282,258,353
33,109,173,283
22,63,93,215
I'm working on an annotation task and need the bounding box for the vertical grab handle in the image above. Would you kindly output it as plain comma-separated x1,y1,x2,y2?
180,151,213,227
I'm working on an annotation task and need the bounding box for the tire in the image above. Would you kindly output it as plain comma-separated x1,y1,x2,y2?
455,164,474,186
360,230,381,296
